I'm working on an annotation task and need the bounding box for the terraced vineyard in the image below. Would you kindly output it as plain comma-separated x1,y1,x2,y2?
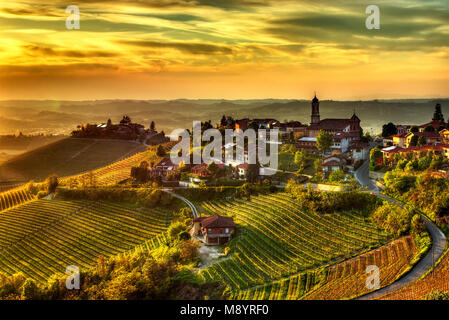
0,138,146,182
198,193,390,294
303,235,418,300
61,141,177,187
0,186,33,211
378,249,449,300
0,199,172,282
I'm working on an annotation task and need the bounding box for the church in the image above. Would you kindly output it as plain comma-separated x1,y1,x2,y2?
298,94,362,154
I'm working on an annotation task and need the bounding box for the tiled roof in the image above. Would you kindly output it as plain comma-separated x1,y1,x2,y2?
418,120,446,129
196,215,235,229
155,157,177,167
406,131,441,138
308,118,351,131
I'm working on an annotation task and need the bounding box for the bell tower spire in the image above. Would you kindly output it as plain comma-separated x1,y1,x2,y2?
311,93,320,124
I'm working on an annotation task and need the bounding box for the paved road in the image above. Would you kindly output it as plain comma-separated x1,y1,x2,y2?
354,159,447,300
162,189,199,218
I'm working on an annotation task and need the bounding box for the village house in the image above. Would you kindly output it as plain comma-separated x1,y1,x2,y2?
192,215,235,245
191,163,225,177
440,129,449,144
351,141,369,160
152,158,179,177
381,144,449,167
392,133,407,148
405,131,441,147
237,163,249,178
322,155,347,175
297,137,318,151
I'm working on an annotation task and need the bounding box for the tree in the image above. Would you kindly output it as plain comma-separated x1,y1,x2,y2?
369,147,382,169
423,125,435,132
314,158,322,173
409,135,419,146
417,136,427,146
328,170,345,182
294,149,307,167
206,162,220,179
220,115,227,127
150,121,155,131
21,279,39,300
382,122,397,137
246,164,259,183
156,145,166,157
316,130,333,153
409,126,419,133
45,175,59,193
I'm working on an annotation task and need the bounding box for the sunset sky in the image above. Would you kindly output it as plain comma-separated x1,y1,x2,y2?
0,0,448,100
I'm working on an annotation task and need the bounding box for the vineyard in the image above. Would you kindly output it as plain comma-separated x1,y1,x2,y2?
302,235,418,299
0,199,172,282
232,236,417,300
0,138,146,182
61,141,177,187
378,249,449,300
0,186,33,211
198,193,390,294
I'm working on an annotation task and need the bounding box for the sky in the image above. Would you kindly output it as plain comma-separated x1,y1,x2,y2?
0,0,448,100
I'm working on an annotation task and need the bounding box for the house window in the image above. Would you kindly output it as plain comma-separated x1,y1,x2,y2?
225,228,229,234
208,228,212,233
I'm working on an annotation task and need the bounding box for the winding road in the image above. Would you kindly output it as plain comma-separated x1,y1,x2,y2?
162,157,447,300
162,189,199,219
354,159,447,300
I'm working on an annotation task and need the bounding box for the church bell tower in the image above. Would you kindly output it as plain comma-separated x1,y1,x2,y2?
311,93,320,124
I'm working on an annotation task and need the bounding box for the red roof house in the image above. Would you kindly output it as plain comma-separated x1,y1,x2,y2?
192,215,235,245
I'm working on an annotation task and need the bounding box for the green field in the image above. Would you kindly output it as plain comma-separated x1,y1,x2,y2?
199,193,390,293
0,138,146,182
0,199,172,282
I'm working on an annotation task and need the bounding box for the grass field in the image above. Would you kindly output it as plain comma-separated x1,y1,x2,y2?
0,199,172,282
0,138,146,182
198,193,390,293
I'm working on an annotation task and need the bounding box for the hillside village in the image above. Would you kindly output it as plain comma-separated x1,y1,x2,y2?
369,103,449,178
71,115,170,145
126,95,373,188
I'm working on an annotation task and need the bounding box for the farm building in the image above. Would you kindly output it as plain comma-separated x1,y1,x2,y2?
192,215,235,245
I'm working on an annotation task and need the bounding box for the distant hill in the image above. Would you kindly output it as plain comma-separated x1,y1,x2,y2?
0,98,448,135
0,138,146,183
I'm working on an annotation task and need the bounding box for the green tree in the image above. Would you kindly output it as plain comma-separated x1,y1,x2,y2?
417,136,427,146
206,162,221,179
423,125,435,132
328,170,345,182
156,145,166,157
409,135,419,146
409,126,419,133
314,158,322,173
382,122,397,137
44,175,59,193
316,130,333,153
21,279,39,300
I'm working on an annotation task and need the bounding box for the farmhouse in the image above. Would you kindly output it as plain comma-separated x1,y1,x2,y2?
192,215,235,245
153,158,179,176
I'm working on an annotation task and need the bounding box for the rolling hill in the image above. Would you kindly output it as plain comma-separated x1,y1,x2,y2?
0,138,146,183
